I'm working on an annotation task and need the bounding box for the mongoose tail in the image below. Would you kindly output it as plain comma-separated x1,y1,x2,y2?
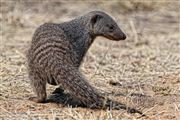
105,99,144,115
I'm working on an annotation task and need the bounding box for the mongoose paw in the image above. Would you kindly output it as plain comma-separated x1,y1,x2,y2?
29,97,46,103
52,87,64,94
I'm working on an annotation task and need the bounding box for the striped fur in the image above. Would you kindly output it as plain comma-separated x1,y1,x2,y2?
27,11,129,109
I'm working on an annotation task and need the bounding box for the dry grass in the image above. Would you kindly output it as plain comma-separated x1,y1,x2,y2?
1,0,180,120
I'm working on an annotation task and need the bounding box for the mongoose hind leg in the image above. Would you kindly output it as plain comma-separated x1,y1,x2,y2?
29,70,47,103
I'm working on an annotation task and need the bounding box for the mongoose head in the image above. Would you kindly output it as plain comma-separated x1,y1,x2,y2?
89,11,126,41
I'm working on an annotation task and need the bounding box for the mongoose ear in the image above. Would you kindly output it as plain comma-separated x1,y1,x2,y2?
91,14,102,27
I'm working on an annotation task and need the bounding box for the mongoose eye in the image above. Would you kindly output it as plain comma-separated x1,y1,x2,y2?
109,26,114,30
108,25,115,31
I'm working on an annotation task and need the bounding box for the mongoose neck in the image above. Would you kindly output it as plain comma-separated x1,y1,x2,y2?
59,18,96,66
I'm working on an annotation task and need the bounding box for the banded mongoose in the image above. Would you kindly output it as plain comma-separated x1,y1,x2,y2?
27,11,141,113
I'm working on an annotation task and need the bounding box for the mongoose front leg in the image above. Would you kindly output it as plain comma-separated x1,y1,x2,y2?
29,71,47,103
53,65,106,109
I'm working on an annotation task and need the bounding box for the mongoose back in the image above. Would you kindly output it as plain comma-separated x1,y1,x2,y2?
27,11,131,110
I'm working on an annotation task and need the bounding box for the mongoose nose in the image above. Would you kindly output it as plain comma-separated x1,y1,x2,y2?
122,34,126,40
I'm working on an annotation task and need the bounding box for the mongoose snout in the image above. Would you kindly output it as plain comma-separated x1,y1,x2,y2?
106,28,126,41
114,27,126,40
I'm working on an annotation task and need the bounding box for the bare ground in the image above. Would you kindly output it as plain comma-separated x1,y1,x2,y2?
0,1,180,120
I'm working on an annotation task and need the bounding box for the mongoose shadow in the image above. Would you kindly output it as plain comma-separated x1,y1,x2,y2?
27,11,144,115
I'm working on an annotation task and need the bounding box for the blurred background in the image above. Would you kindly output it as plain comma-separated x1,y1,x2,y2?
1,0,180,120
